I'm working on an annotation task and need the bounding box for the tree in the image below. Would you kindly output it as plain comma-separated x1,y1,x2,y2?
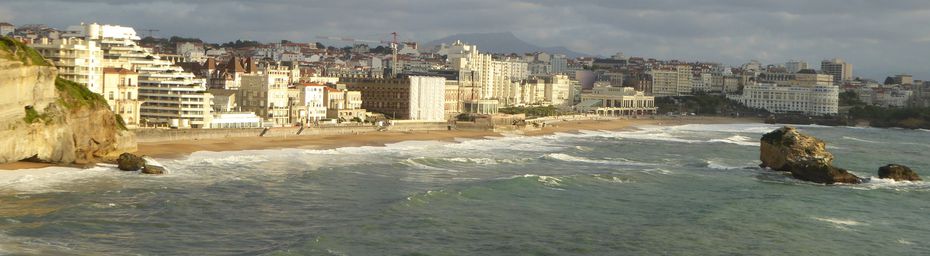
315,42,325,49
885,77,896,85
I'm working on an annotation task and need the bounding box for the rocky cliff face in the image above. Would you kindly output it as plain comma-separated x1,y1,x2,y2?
759,126,861,184
0,38,135,165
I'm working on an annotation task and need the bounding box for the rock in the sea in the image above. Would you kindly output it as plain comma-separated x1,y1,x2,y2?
878,164,922,181
760,127,834,171
760,126,861,184
141,164,166,175
117,153,146,171
791,160,862,185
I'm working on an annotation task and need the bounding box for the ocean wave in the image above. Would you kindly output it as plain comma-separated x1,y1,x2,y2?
543,153,657,167
813,217,865,230
603,129,704,144
701,159,753,170
668,123,782,134
640,168,674,175
591,174,631,183
707,135,757,146
400,158,457,172
849,177,929,191
0,165,130,194
842,136,879,143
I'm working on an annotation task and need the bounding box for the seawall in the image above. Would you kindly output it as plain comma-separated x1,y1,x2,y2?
135,122,454,143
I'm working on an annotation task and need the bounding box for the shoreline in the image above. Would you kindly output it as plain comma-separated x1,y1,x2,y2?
0,116,760,170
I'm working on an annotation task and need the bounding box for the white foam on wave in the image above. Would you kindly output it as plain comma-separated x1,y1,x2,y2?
641,168,674,175
842,136,879,143
813,217,865,230
702,159,753,170
400,158,457,172
603,128,704,144
669,123,782,134
0,165,134,194
544,153,657,167
849,177,929,191
708,135,757,146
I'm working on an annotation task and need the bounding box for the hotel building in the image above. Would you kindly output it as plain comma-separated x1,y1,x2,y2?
728,83,839,116
343,76,446,121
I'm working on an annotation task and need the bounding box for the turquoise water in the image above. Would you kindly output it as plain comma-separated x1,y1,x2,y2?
0,123,928,255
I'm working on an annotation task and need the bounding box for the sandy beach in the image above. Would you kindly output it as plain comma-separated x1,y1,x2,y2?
0,116,760,170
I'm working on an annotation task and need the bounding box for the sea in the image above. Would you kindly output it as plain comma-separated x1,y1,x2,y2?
0,123,927,255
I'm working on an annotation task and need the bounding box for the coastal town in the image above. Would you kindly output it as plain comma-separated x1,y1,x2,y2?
1,1,929,254
3,21,928,134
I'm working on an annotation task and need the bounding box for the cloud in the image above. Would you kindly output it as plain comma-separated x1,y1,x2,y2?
1,0,929,79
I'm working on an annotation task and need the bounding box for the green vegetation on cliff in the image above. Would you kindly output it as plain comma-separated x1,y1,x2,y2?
23,106,50,124
55,77,108,109
849,105,930,129
0,37,51,66
656,95,769,116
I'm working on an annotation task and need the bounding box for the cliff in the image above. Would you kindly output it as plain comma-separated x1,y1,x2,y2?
0,37,135,165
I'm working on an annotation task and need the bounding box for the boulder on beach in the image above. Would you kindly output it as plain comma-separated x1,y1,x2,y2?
878,164,922,181
760,126,861,184
117,153,146,171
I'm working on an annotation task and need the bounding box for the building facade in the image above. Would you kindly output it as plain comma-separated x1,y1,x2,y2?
343,76,446,121
101,68,143,127
821,58,853,84
577,86,657,116
729,83,839,116
29,37,104,93
650,65,692,97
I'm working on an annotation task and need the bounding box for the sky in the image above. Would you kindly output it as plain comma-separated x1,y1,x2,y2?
2,0,929,80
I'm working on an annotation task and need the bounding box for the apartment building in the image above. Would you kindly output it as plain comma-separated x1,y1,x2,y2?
29,37,104,93
650,65,692,97
62,23,213,128
821,58,853,84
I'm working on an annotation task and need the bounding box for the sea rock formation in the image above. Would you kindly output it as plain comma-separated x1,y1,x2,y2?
141,165,166,175
878,164,922,181
117,153,146,171
760,126,861,184
0,37,136,165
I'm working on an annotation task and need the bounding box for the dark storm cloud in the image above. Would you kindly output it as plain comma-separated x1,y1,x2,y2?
2,0,929,79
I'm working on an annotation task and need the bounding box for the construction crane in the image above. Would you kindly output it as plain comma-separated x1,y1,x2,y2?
316,32,399,78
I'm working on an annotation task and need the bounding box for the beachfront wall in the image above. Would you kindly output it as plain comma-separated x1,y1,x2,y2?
134,121,451,143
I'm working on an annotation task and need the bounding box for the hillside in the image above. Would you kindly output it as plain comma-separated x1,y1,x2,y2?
0,37,135,165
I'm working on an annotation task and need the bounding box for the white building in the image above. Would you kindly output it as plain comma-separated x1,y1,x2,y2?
29,37,104,93
729,83,839,116
176,42,206,62
209,112,263,129
0,22,14,36
447,41,528,104
63,23,214,128
856,87,913,108
298,84,327,122
785,60,808,73
577,86,657,116
409,76,446,121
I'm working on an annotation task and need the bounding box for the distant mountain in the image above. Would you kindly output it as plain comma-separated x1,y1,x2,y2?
423,32,590,58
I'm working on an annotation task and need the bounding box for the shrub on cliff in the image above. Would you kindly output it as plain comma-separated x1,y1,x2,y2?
55,77,108,109
0,36,51,66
